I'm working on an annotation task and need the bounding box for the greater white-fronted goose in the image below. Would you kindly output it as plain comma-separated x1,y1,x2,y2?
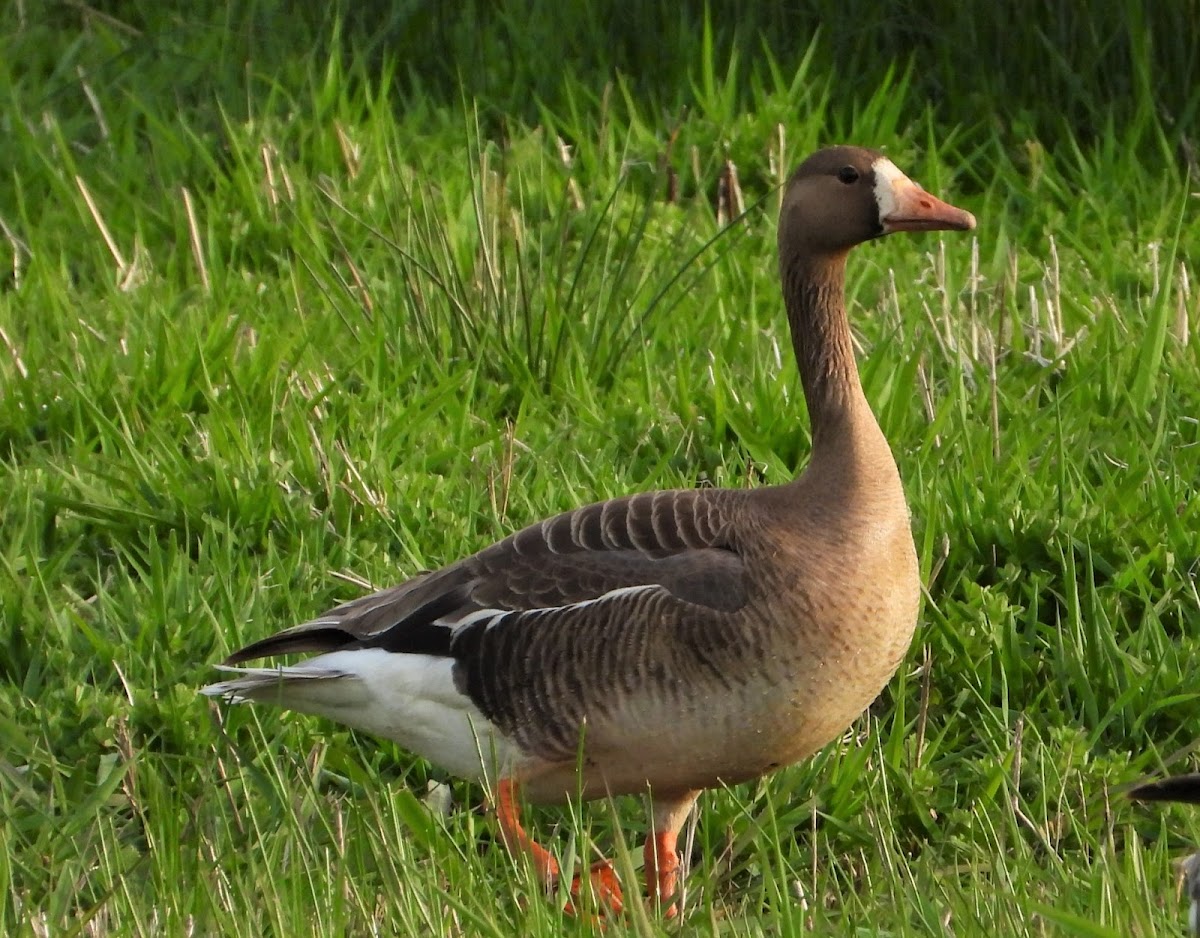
1131,774,1200,935
202,145,975,915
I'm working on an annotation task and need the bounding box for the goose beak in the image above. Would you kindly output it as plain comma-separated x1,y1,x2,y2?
881,178,976,234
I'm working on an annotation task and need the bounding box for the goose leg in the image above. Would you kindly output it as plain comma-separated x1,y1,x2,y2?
643,791,699,918
495,778,624,914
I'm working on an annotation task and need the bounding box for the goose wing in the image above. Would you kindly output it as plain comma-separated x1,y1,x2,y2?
223,487,750,665
442,577,746,763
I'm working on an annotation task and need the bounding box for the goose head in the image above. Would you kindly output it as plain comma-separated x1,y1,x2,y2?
779,146,976,260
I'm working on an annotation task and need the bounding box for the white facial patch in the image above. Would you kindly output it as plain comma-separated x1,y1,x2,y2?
871,157,909,221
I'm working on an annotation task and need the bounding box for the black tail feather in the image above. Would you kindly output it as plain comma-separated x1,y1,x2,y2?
1129,774,1200,805
224,626,358,665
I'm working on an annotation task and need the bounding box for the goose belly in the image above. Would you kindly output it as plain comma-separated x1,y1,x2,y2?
522,644,911,802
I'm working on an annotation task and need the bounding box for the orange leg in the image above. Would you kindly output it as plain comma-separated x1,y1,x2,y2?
643,830,680,917
643,791,699,918
495,778,624,914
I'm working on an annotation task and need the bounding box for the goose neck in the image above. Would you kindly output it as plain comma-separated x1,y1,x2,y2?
782,252,866,448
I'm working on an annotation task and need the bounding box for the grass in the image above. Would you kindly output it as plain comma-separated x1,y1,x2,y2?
2,3,1200,935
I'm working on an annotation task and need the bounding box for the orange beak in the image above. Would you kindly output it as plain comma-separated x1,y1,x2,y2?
881,178,976,234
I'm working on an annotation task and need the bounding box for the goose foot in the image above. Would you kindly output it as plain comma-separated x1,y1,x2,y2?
495,778,625,916
562,859,624,916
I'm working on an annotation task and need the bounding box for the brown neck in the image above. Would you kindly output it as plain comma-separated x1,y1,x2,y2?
781,251,866,451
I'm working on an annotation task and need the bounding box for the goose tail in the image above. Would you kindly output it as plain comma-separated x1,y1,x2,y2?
199,650,505,781
201,664,368,709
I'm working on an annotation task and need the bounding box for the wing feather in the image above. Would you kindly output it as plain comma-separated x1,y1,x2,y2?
220,487,749,668
448,582,744,761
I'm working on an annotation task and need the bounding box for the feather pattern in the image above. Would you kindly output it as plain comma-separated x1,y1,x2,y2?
225,487,750,664
215,488,758,787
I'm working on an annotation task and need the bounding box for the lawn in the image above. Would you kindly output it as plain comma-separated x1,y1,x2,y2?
2,3,1199,936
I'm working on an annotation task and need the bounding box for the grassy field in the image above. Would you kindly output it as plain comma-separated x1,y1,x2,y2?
3,3,1200,935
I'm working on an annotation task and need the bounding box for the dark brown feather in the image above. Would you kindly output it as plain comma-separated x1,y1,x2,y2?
221,488,750,666
1129,774,1200,805
449,583,743,761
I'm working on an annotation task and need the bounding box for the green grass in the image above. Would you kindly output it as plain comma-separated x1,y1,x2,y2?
3,3,1200,936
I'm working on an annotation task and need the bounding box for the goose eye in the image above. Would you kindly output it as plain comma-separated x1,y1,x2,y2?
837,166,860,185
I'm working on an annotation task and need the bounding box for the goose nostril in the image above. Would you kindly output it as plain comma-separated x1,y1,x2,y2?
919,198,932,210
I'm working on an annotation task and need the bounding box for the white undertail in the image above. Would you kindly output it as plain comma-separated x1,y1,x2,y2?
202,649,520,782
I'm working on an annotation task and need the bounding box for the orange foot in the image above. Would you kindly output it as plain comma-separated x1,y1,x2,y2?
562,859,624,916
495,779,625,917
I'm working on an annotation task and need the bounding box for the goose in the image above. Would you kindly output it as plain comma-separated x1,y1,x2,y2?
1131,774,1200,935
202,145,975,916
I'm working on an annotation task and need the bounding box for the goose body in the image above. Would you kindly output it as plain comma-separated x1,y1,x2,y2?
203,145,975,913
